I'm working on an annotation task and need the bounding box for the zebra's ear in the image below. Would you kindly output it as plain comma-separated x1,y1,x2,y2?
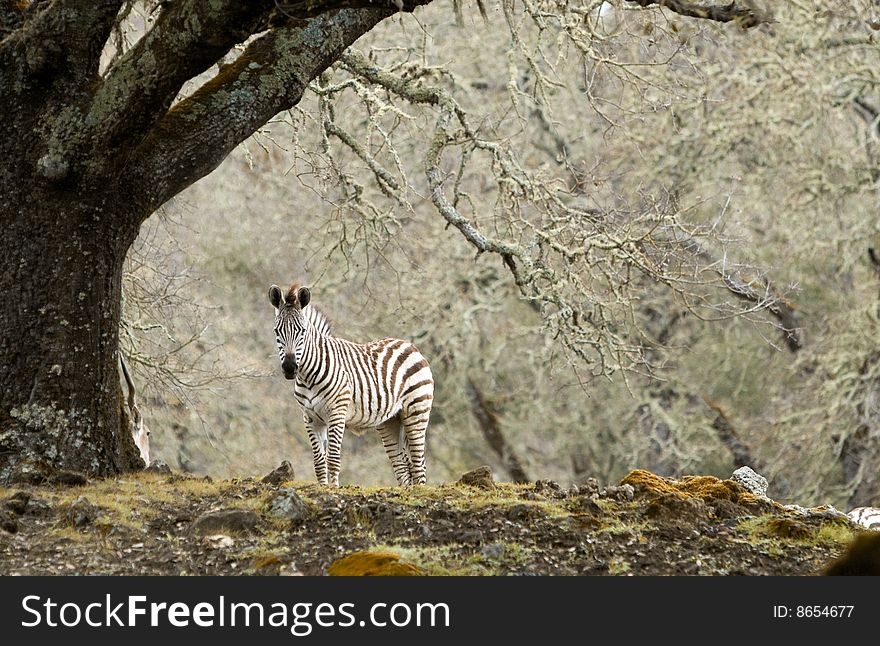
269,285,283,309
297,286,311,308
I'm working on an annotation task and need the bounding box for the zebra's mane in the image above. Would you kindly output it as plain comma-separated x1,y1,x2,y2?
304,304,332,337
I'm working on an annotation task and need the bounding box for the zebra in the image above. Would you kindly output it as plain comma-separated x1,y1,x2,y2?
848,507,880,531
269,282,434,486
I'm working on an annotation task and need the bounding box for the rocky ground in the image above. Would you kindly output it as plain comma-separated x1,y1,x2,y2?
0,463,871,575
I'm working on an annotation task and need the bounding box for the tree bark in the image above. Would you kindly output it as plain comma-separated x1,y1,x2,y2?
0,186,144,480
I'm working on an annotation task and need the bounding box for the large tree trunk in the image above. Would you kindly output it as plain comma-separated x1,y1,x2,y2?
0,186,144,481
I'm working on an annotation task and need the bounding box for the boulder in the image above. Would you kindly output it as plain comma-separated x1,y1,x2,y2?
191,509,261,536
262,460,294,485
265,488,311,525
458,466,494,490
731,466,768,497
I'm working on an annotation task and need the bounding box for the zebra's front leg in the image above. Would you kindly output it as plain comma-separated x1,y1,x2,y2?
377,419,412,486
325,413,348,487
304,414,328,485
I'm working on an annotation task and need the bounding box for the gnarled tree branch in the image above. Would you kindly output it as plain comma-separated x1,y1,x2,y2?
0,0,124,101
129,5,431,214
339,48,536,284
39,0,277,179
0,0,26,35
625,0,767,28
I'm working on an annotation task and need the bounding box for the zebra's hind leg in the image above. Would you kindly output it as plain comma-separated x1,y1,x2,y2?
377,417,412,485
402,407,430,485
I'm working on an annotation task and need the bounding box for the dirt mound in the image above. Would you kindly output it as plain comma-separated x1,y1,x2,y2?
0,467,863,575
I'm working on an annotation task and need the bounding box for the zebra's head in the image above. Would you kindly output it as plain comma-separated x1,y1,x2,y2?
269,282,311,380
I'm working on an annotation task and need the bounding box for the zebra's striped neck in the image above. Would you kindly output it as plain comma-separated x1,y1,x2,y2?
303,305,332,337
295,327,326,388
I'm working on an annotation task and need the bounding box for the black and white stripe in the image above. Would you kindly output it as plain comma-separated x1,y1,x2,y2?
848,507,880,530
269,283,433,486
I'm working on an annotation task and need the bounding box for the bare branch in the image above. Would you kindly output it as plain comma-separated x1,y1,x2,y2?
670,233,802,351
339,49,534,282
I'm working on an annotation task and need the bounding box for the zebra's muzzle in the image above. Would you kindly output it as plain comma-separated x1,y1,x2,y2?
281,354,297,380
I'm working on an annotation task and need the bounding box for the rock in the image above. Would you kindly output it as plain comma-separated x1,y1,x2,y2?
643,493,708,525
710,498,752,520
251,554,282,571
784,504,848,521
570,512,602,531
203,534,235,549
534,479,563,497
571,497,604,517
9,464,48,485
0,510,18,534
191,509,261,536
600,484,635,502
145,460,172,475
577,477,600,497
262,460,294,485
567,484,580,497
9,464,86,487
265,488,311,525
458,466,494,490
50,470,88,486
824,533,880,575
481,543,505,560
620,470,775,516
59,497,98,529
805,505,848,521
731,466,768,497
327,551,423,576
3,491,30,515
762,517,812,539
785,505,810,516
279,564,304,576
